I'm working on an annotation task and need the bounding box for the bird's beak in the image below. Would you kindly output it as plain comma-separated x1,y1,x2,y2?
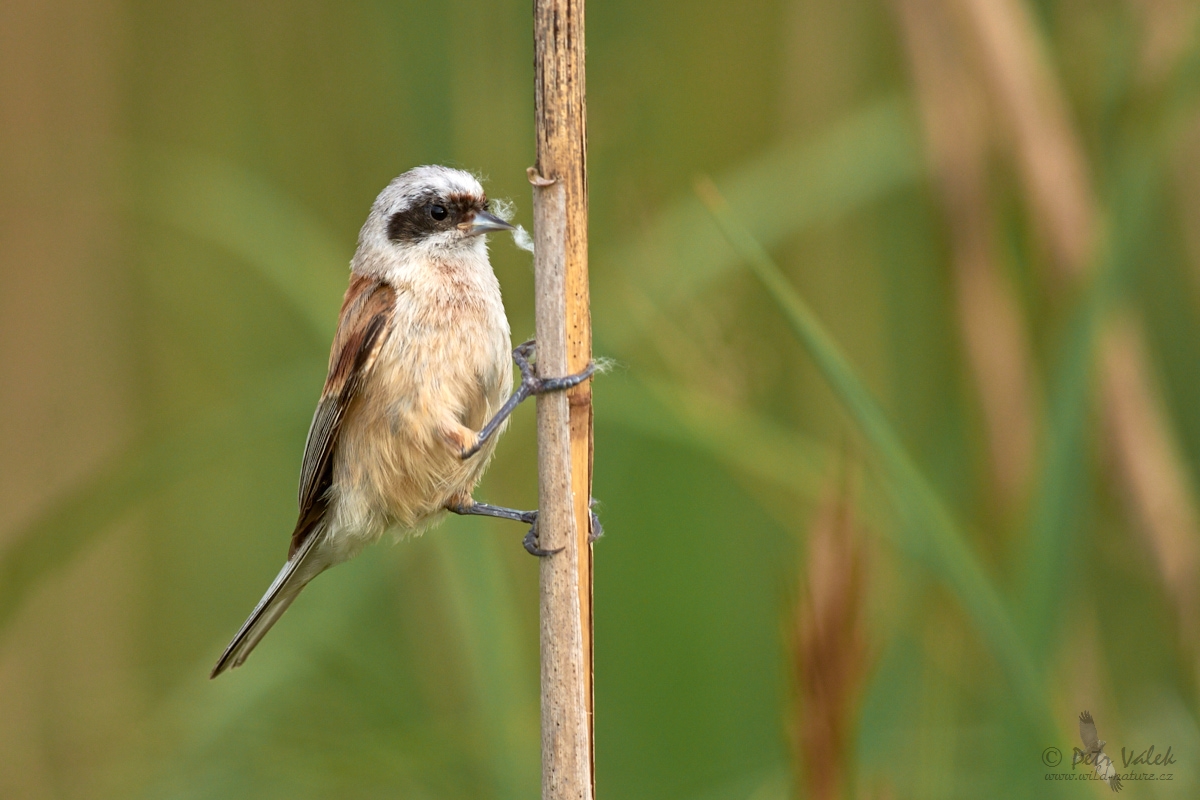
461,210,516,236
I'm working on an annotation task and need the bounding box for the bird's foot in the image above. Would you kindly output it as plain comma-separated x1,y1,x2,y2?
448,498,604,557
461,339,596,460
447,501,559,557
522,510,605,556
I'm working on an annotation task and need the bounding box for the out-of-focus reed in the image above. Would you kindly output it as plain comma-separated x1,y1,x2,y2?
791,470,867,800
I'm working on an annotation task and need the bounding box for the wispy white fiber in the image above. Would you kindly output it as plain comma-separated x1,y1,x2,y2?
491,197,516,222
489,198,535,253
511,225,535,254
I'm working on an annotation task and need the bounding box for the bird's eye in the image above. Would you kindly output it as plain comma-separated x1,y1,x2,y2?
429,204,448,221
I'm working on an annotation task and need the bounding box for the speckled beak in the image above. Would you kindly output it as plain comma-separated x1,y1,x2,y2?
461,210,516,236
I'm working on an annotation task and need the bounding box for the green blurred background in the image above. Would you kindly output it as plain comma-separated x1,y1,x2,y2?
3,0,1200,797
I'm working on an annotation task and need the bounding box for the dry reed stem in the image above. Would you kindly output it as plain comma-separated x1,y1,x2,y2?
893,0,1037,505
951,0,1095,280
1101,316,1200,637
532,0,594,797
793,472,867,800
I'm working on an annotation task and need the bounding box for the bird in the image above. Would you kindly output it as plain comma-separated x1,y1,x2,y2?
1079,711,1123,792
211,165,594,678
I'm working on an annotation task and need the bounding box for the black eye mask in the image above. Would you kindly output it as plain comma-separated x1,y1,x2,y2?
386,192,485,242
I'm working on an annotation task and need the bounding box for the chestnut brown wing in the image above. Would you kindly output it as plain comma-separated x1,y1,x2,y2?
290,274,395,557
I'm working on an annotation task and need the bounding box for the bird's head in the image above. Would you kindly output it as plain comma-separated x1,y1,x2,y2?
358,166,514,268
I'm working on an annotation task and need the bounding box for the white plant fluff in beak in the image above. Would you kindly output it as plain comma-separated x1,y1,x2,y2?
490,198,535,254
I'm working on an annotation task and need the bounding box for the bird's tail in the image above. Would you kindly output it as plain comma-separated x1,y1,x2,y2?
210,532,323,678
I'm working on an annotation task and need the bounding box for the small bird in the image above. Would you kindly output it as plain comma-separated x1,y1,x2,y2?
1079,710,1123,792
211,166,593,678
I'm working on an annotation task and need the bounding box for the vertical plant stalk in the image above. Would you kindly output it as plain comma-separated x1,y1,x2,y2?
1101,315,1200,639
952,0,1096,279
532,0,594,798
893,0,1037,506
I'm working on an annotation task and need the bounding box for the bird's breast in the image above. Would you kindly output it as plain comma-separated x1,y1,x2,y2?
379,278,512,427
330,271,512,531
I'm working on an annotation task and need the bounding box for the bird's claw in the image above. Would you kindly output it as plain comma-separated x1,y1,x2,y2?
523,519,563,557
522,502,602,556
514,338,537,360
